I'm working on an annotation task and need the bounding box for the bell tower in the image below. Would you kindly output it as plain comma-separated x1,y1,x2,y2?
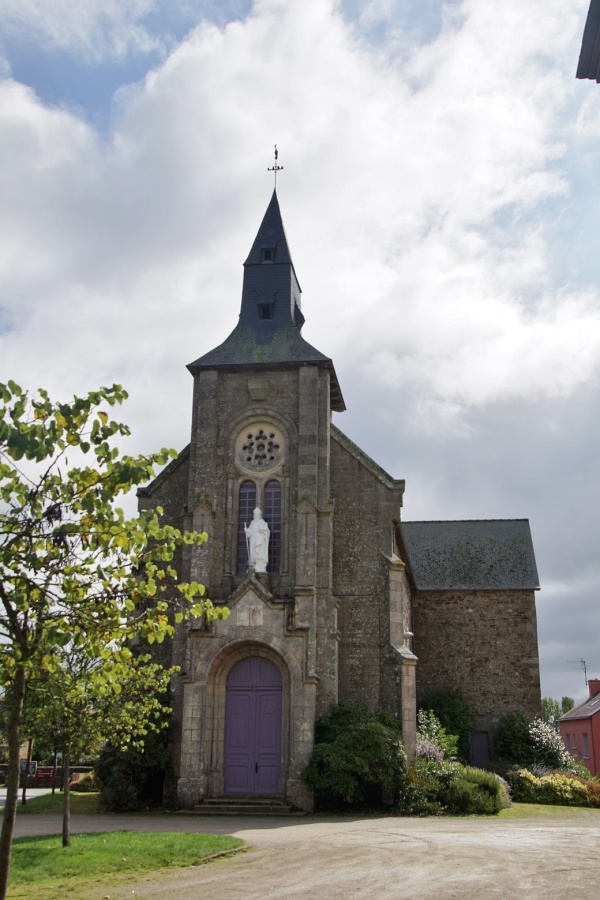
169,190,345,809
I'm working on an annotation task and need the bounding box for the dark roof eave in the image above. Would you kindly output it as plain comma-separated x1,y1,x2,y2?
411,584,540,593
559,710,594,721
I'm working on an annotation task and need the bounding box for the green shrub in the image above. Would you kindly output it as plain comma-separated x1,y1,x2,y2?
492,773,512,810
302,704,406,808
398,761,506,816
70,773,100,793
397,765,443,816
571,775,600,807
314,701,401,744
445,766,504,814
492,711,534,765
446,778,495,815
418,689,475,760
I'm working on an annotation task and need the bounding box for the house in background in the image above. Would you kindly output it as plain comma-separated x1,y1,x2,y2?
559,679,600,776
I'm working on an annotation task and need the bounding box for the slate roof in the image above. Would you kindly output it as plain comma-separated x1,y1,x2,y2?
577,0,600,81
188,191,345,412
559,691,600,721
398,519,539,591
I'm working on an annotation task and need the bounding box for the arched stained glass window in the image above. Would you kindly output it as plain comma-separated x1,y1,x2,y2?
237,481,257,574
263,480,281,575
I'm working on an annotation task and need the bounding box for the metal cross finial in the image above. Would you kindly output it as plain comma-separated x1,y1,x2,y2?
267,144,283,189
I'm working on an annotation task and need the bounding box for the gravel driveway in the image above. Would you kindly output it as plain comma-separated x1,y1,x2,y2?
13,808,600,899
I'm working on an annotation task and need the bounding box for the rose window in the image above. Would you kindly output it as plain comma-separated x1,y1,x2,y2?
236,425,284,472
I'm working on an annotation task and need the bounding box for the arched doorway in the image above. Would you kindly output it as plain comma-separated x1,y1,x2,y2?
224,656,282,795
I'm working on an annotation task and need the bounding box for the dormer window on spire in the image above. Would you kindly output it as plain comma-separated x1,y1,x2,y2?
261,247,274,263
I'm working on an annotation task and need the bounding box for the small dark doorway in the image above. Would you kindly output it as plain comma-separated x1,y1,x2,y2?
224,657,282,795
470,731,491,768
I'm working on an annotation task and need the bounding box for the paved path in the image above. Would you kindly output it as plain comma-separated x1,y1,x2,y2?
12,808,600,899
0,787,53,805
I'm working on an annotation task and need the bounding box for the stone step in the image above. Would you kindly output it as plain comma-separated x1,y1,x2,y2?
182,797,305,816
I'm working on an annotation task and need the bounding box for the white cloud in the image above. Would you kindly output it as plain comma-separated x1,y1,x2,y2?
0,0,599,700
0,0,165,60
0,0,597,433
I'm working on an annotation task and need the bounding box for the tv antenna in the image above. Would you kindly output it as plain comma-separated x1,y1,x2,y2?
568,658,588,685
268,145,283,189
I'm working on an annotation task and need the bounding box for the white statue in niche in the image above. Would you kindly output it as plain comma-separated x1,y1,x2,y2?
244,507,270,573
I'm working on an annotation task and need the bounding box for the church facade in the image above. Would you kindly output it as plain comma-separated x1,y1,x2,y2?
138,191,541,811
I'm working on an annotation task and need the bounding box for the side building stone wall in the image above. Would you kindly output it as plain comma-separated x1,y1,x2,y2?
413,588,541,730
330,429,405,713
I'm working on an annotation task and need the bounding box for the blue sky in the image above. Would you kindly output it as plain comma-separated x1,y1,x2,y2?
0,0,599,705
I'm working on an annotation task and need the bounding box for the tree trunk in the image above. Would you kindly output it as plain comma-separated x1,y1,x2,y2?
0,665,26,900
51,748,58,795
21,738,33,807
62,742,71,848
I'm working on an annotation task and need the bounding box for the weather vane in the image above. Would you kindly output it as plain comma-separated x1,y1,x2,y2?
268,145,283,189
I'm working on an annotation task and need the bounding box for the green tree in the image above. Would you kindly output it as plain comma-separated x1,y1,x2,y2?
541,697,562,726
25,647,175,846
0,380,227,900
541,696,575,728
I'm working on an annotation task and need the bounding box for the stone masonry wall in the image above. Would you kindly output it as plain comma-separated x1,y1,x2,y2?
413,589,541,730
330,430,404,711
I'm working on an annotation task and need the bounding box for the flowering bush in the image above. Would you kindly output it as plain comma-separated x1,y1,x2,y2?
416,709,458,759
416,738,444,762
418,689,475,759
507,768,599,807
493,712,586,775
529,718,576,771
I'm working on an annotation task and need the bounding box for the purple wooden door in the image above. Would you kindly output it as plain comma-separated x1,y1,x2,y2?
224,657,282,795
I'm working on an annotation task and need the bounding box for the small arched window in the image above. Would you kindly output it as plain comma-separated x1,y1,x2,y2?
237,481,257,574
263,480,281,575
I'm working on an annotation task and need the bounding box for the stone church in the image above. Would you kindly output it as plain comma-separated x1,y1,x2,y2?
138,190,541,811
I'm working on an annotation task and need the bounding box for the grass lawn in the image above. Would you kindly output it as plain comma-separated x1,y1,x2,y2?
11,791,102,814
6,831,245,899
498,802,600,819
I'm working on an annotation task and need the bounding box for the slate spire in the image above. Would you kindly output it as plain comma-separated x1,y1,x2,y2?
239,189,304,333
188,190,345,412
